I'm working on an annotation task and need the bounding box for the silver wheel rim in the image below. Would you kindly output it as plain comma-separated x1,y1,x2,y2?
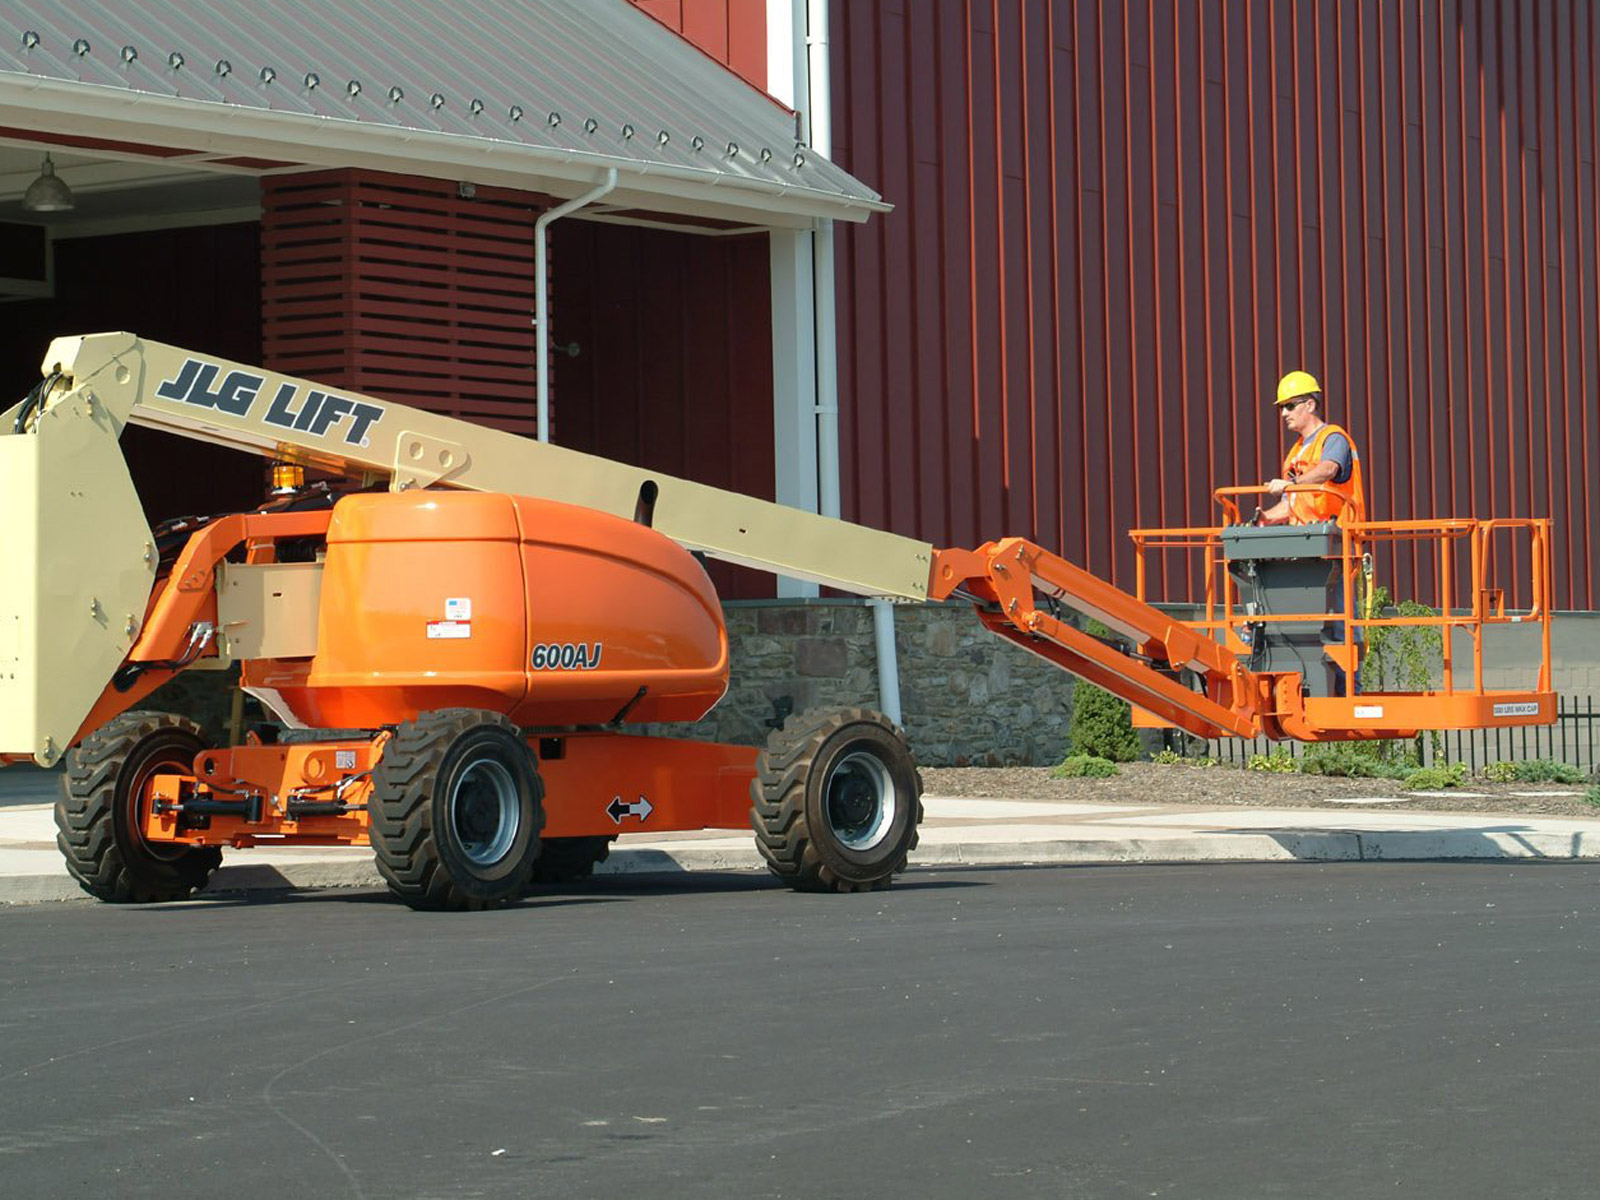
823,749,896,851
449,757,520,866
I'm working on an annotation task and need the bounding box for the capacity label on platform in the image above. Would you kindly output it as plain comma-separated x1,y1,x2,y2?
1492,702,1539,717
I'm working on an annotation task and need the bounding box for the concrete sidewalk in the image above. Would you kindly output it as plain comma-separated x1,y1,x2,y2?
4,779,1599,904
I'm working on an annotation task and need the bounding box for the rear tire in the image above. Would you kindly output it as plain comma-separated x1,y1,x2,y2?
528,836,615,886
55,712,223,903
369,709,545,911
749,707,923,893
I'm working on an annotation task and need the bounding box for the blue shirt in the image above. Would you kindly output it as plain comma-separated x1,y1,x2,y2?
1317,431,1353,484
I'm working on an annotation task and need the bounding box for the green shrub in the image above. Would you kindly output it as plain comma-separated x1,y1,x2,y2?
1585,784,1600,807
1068,681,1141,763
1300,746,1411,779
1403,763,1467,790
1361,587,1442,694
1480,761,1518,783
1052,754,1120,779
1511,759,1586,785
1247,750,1297,773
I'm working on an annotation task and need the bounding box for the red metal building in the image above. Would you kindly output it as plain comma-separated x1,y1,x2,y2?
824,0,1600,610
0,0,1593,617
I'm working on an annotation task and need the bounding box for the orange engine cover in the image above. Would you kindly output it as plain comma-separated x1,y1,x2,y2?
243,491,729,730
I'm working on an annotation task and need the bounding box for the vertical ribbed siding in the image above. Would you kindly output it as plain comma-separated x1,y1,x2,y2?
831,0,1599,609
550,220,776,600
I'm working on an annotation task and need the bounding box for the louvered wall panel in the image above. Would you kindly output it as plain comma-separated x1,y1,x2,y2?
831,0,1600,611
261,170,548,435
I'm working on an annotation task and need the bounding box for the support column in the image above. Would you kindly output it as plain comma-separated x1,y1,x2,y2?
769,227,820,599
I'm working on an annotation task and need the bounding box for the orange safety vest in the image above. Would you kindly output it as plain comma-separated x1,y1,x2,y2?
1283,422,1365,525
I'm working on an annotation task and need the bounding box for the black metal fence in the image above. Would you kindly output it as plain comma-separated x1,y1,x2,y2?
1196,696,1599,775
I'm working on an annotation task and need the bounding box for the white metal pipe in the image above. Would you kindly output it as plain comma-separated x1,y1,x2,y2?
805,0,832,157
813,218,840,519
805,0,841,519
871,599,902,726
534,167,618,442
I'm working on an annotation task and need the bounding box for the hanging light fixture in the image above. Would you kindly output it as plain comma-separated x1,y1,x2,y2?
22,153,73,212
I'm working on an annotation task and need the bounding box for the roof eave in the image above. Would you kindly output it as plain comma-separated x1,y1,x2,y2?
0,74,891,227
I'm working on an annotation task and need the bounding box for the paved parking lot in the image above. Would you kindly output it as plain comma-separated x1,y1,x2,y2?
3,862,1597,1198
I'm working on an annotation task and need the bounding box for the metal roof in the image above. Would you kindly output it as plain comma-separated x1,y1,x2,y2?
0,0,887,225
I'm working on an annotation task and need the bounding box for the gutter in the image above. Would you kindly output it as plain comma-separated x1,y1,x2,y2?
0,73,890,224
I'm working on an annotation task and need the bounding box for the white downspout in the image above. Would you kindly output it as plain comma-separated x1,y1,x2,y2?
534,167,618,443
871,599,902,725
806,0,840,520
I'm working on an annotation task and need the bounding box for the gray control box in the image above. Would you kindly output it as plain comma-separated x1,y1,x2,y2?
1222,522,1351,697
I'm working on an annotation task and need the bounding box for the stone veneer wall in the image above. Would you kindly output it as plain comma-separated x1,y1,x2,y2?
641,599,1078,766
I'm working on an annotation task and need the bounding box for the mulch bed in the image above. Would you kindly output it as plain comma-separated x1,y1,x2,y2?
921,762,1600,818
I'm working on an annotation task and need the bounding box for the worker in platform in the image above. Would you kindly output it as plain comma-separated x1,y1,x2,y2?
1259,370,1366,526
1258,369,1367,696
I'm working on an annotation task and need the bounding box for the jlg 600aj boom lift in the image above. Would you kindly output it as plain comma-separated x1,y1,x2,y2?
0,334,1556,909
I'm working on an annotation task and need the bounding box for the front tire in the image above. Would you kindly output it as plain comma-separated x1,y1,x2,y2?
369,710,545,911
55,712,223,903
749,707,923,893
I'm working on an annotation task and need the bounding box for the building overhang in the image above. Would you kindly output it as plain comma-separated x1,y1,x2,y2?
0,0,888,231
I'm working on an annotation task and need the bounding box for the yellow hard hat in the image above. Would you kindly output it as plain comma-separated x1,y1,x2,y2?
1275,369,1322,407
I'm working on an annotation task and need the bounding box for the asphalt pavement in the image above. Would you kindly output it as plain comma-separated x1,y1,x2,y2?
2,862,1597,1198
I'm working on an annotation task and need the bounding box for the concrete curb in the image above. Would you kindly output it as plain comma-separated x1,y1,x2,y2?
6,830,1597,905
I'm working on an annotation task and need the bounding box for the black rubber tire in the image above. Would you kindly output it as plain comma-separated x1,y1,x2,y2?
749,707,924,893
368,709,545,911
55,711,223,903
527,836,615,886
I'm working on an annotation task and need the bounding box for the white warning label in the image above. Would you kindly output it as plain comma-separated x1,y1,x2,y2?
427,620,472,640
1353,705,1384,719
445,597,472,621
1493,702,1539,717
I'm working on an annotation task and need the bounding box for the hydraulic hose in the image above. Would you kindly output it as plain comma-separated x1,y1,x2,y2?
11,369,61,433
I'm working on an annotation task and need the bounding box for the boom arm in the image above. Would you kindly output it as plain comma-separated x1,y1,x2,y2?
36,333,936,601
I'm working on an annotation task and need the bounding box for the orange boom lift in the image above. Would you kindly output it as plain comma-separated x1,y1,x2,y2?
0,334,1555,909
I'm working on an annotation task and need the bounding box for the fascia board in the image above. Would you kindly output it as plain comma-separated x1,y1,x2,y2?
0,74,890,226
